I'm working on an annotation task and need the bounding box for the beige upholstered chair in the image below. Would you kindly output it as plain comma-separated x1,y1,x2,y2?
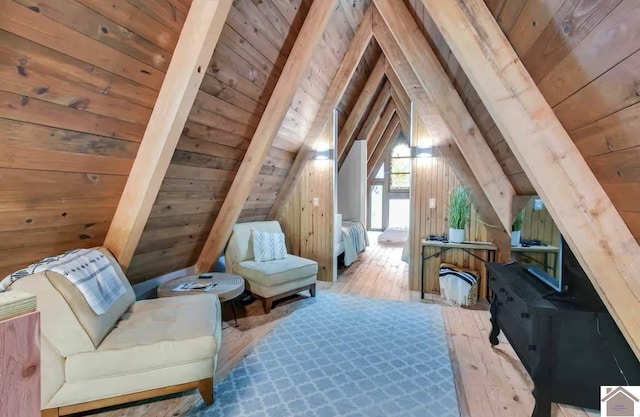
225,221,317,313
7,248,221,417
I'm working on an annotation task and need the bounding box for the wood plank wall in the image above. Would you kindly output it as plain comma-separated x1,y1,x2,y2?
406,0,640,243
409,115,491,297
277,114,336,282
0,0,190,278
126,0,304,282
127,0,373,283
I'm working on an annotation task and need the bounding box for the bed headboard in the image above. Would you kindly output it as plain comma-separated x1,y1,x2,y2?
335,214,342,245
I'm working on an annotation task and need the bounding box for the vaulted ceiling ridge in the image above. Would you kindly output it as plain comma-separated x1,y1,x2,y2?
370,2,510,257
372,0,514,232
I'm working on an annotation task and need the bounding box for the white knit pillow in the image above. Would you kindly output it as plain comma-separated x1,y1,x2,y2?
252,230,287,262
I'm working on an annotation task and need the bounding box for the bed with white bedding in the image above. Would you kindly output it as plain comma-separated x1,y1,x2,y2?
334,215,369,266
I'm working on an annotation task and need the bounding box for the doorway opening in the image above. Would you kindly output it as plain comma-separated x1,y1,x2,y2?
368,138,411,244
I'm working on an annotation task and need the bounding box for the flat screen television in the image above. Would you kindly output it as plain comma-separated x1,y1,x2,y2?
525,262,564,292
525,238,604,309
520,238,565,292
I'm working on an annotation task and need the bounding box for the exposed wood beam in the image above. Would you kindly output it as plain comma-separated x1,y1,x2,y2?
337,80,392,172
423,0,640,357
386,65,411,134
367,101,396,162
196,0,338,272
386,64,411,115
103,0,232,269
372,1,514,232
386,45,452,143
268,6,374,221
389,82,410,136
368,116,401,178
438,142,511,259
391,94,410,136
356,81,391,156
373,17,510,257
336,56,386,162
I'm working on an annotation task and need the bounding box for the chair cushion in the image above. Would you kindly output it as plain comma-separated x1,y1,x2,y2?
65,294,220,382
235,255,318,287
252,230,287,262
227,221,283,263
46,247,135,347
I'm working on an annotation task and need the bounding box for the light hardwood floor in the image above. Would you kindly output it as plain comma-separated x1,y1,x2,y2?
84,234,597,417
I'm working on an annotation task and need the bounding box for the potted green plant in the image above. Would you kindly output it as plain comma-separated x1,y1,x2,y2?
511,209,524,246
448,186,470,243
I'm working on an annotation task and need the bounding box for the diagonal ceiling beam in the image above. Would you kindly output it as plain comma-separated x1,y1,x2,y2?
372,0,514,232
391,94,410,135
103,0,232,270
386,64,411,134
336,55,386,162
339,80,392,170
367,101,396,162
368,115,402,178
268,6,374,220
374,15,510,254
381,44,451,144
386,64,410,110
424,0,640,357
196,0,338,272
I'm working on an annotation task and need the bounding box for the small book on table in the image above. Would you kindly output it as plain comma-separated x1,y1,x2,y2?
172,282,217,292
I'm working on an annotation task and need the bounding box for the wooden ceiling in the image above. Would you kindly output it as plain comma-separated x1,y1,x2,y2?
0,0,639,286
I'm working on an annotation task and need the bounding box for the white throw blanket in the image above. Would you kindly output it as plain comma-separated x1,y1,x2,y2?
0,249,126,315
438,264,478,307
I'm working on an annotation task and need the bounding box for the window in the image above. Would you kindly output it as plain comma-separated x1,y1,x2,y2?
390,142,411,191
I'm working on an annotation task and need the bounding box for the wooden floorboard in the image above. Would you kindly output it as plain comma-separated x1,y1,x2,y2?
80,233,597,417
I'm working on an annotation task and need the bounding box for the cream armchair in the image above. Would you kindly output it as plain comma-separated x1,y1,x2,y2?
7,248,221,417
225,221,317,313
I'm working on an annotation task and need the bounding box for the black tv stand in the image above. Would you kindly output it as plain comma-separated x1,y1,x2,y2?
541,291,575,303
486,262,640,416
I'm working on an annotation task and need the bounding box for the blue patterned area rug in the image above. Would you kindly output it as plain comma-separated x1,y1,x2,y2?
188,292,460,417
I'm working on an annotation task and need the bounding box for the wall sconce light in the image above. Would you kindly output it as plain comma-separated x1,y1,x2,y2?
411,146,433,158
533,198,544,211
313,149,331,160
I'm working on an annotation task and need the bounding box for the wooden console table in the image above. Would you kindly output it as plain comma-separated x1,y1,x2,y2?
420,240,497,300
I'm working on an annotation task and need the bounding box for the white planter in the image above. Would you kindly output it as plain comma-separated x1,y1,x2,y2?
511,230,521,247
449,228,465,243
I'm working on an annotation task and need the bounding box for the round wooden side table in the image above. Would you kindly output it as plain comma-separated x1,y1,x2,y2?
158,273,245,326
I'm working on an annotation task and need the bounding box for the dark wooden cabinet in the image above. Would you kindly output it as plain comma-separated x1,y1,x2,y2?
486,262,640,417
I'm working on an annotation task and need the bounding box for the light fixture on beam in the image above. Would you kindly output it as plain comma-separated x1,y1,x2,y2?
411,146,433,158
313,149,331,160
